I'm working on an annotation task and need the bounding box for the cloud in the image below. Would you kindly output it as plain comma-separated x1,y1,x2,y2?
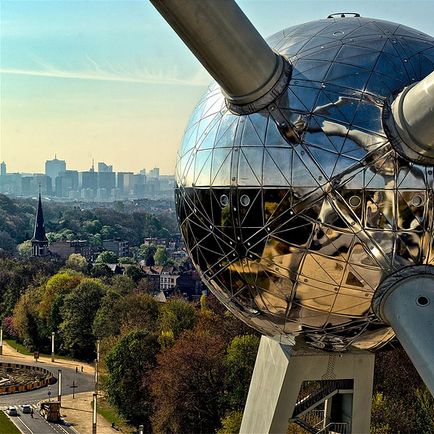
0,58,211,87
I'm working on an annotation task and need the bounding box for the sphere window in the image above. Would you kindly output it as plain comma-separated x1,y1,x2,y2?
240,195,251,207
349,195,362,208
220,194,229,207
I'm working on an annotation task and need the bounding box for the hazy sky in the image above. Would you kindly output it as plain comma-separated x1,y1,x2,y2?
1,0,433,174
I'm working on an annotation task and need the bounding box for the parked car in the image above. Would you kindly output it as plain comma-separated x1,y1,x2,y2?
7,406,18,416
21,404,32,414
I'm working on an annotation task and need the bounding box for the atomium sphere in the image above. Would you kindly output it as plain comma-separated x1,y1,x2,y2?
174,17,434,351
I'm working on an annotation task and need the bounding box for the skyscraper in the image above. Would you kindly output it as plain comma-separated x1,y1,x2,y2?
0,162,6,176
98,162,113,172
45,156,66,188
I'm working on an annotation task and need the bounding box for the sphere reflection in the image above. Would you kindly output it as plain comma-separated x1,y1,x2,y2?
175,17,434,351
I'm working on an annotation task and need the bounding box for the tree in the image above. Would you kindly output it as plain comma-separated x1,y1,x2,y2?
118,256,135,264
224,335,260,410
91,263,113,278
118,293,160,334
154,246,168,266
151,329,226,434
60,279,106,359
93,289,122,339
95,251,118,264
39,271,82,322
159,298,197,339
124,265,146,283
105,330,159,428
65,253,88,272
0,231,16,254
218,411,243,434
17,240,33,258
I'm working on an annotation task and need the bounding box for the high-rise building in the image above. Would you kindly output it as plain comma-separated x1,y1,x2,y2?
21,175,52,197
148,167,160,179
55,170,79,197
98,171,116,193
79,170,98,198
0,162,6,176
98,162,113,172
31,193,49,257
45,156,66,188
117,172,134,196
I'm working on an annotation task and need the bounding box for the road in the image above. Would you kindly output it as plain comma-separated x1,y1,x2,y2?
3,406,78,434
1,355,94,433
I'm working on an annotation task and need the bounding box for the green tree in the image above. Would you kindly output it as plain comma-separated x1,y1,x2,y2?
39,271,82,322
118,256,135,264
95,251,118,264
0,231,16,253
12,288,44,349
124,265,146,283
224,335,260,410
159,298,197,339
105,330,159,428
17,240,33,258
93,289,122,339
154,246,168,266
118,293,160,334
91,263,113,278
65,253,88,273
60,279,106,359
218,411,243,434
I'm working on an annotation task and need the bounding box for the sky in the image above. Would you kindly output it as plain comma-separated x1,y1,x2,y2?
1,0,433,175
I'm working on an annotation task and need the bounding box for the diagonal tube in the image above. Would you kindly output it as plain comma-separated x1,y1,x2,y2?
389,71,434,165
150,0,291,113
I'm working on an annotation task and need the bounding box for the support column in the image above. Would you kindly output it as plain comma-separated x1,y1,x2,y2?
240,336,374,434
373,265,434,395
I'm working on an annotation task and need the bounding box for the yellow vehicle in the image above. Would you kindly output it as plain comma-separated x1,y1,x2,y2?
39,401,60,422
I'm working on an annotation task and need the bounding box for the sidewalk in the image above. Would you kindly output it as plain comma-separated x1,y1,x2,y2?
61,392,115,434
1,341,94,374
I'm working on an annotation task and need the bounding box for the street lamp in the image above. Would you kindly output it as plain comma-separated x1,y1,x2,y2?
51,332,55,362
0,327,3,356
92,392,97,434
58,369,62,405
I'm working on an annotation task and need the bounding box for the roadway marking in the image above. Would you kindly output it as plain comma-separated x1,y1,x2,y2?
7,413,33,434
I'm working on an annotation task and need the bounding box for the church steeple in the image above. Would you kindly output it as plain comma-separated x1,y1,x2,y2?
32,191,49,256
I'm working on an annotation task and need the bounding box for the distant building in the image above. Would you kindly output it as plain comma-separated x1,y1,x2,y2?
98,171,116,193
0,161,6,176
79,170,98,198
49,240,93,261
55,170,79,197
160,271,179,290
117,172,134,196
98,162,113,173
31,193,49,257
22,175,52,196
148,167,160,179
45,157,66,188
102,239,130,257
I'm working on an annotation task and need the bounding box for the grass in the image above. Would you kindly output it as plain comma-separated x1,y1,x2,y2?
0,411,21,434
95,397,134,433
5,339,84,363
5,339,33,356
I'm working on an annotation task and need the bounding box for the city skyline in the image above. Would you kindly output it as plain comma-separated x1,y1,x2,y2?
1,0,433,173
0,155,172,176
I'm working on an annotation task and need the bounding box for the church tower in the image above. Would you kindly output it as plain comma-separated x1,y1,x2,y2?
31,192,49,257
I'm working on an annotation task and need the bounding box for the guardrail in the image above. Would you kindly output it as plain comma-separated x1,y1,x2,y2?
0,362,54,395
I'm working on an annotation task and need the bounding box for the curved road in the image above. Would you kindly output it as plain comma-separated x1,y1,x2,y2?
1,356,94,406
1,355,94,433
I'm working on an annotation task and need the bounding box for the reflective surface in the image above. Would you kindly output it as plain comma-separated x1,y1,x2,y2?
175,17,434,351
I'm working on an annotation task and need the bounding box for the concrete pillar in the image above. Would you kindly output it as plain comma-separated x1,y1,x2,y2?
240,336,375,434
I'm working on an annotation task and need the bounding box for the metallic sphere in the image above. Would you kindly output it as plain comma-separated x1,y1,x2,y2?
175,17,434,351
